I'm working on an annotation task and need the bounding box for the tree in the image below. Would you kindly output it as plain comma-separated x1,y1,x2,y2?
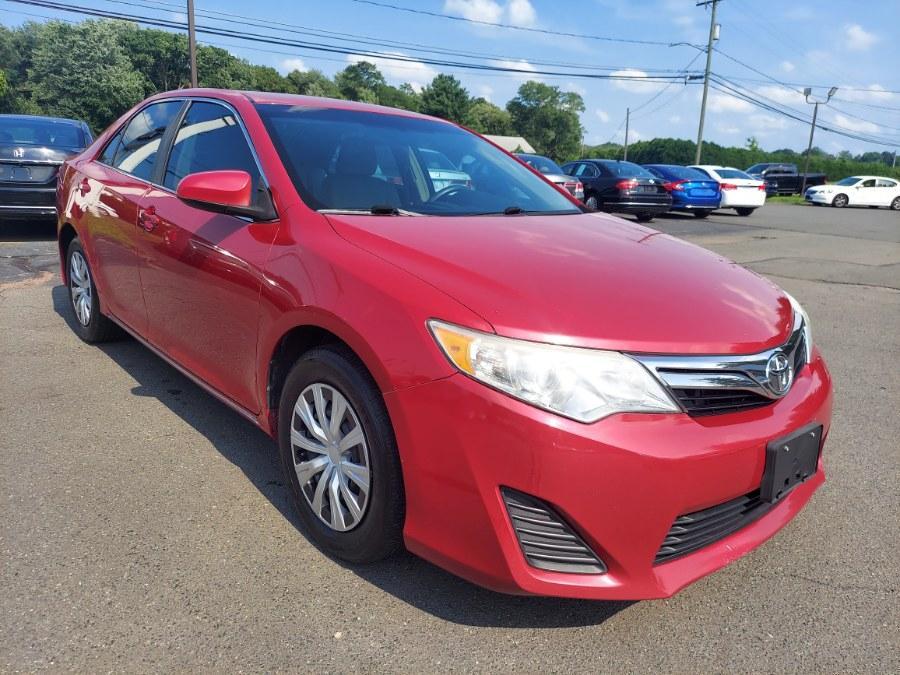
334,61,385,103
119,28,189,93
375,83,421,111
286,69,341,98
463,98,513,135
196,45,256,89
249,65,292,93
420,74,471,123
506,81,584,161
28,20,145,131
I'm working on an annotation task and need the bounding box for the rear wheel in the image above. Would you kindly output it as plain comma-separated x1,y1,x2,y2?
277,345,404,563
735,207,755,217
693,209,712,219
832,193,849,208
65,239,121,343
891,196,900,211
635,213,654,223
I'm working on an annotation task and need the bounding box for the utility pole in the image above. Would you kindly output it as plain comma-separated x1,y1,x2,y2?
893,151,897,168
800,86,838,195
623,108,630,160
694,0,720,165
187,0,198,88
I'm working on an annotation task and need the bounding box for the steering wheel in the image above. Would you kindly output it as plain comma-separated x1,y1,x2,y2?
431,183,473,202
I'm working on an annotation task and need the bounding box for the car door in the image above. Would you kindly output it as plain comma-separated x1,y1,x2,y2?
135,100,277,413
854,178,879,205
875,179,898,205
79,99,184,335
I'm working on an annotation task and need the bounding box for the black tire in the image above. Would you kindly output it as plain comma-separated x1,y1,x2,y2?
65,238,122,343
735,207,755,217
693,209,712,219
635,213,654,223
832,193,848,208
584,194,599,211
868,205,878,209
277,345,404,563
891,197,900,211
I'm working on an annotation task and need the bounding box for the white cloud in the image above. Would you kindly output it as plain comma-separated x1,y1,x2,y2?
716,124,742,134
668,114,681,124
780,60,795,73
755,85,805,106
845,24,878,51
506,0,536,26
749,114,789,132
837,83,895,103
707,90,753,113
278,58,307,75
170,11,187,23
475,84,494,101
443,0,503,23
493,58,541,81
565,81,587,97
611,68,665,94
346,53,437,92
831,113,879,134
595,109,610,123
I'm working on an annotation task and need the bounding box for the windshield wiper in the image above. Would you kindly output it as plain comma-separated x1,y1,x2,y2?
319,206,422,216
503,205,525,215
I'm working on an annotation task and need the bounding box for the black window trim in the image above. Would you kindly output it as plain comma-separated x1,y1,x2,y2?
93,97,273,208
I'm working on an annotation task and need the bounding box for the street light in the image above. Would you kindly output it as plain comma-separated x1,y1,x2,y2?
800,86,837,195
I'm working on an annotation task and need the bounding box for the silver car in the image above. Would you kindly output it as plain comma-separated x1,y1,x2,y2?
515,153,584,202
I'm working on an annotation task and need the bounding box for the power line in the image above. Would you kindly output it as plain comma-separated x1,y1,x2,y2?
4,0,701,84
343,0,677,46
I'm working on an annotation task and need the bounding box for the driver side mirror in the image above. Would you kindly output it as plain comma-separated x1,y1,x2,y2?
176,170,277,221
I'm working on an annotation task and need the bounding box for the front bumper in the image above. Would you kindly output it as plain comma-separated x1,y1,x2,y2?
805,192,832,204
386,349,832,600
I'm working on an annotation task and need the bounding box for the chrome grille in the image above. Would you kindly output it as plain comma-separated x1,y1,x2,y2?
634,314,808,416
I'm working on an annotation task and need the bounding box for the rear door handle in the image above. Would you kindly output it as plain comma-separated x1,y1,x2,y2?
138,206,159,232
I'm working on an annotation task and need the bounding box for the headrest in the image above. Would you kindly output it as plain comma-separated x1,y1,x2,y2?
334,135,378,176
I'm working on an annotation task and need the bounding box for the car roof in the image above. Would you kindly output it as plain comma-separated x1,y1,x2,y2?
0,113,85,126
150,88,440,122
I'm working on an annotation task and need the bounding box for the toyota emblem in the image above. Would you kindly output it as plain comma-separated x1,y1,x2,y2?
765,352,793,396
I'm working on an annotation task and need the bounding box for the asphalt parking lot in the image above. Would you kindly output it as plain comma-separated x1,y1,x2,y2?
1,203,898,672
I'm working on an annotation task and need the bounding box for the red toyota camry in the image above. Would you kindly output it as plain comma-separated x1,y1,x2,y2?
56,90,832,600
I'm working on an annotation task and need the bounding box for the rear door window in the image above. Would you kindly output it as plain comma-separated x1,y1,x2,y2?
162,101,261,194
108,101,183,182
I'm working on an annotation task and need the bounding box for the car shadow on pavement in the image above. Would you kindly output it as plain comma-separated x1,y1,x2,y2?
51,284,633,628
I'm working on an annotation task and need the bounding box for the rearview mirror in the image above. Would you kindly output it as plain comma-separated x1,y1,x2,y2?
176,170,276,221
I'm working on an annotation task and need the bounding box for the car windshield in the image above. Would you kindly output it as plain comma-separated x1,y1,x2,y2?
517,154,563,175
835,176,861,186
0,117,85,150
257,105,580,216
746,164,769,173
600,161,655,178
649,165,711,181
715,168,754,180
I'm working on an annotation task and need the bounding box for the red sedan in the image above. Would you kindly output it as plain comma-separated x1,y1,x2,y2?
56,90,832,600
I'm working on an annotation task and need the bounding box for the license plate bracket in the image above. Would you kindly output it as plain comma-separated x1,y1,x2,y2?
761,424,822,503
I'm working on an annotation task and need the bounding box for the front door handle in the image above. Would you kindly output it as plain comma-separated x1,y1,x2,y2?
138,206,160,232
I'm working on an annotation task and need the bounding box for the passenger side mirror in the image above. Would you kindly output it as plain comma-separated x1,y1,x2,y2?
176,170,276,221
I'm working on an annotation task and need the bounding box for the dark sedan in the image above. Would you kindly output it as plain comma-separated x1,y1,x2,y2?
1,114,92,222
561,159,671,222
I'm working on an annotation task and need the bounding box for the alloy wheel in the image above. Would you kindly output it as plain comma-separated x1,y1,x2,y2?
891,197,900,211
832,194,848,208
290,383,371,532
69,251,92,326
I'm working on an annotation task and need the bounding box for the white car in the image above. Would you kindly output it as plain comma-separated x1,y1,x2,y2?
805,176,900,210
689,165,767,216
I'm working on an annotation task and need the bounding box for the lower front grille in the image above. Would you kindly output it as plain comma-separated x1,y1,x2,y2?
655,490,770,564
670,387,772,415
501,488,606,575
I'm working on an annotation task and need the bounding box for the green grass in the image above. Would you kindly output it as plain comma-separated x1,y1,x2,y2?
767,195,807,205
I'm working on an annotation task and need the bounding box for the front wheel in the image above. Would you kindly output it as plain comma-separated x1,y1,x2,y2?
832,193,849,208
277,345,404,563
693,209,712,219
635,213,654,223
735,208,755,217
65,238,121,343
584,195,599,211
891,196,900,211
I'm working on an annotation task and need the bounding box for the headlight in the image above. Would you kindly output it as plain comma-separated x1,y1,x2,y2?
428,320,678,422
785,293,813,365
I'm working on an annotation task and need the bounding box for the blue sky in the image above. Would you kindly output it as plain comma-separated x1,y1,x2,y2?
2,0,898,155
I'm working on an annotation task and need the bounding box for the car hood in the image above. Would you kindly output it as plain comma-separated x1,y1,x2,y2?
326,211,793,354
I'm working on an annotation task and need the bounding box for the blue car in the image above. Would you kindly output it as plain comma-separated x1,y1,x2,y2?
643,164,721,218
